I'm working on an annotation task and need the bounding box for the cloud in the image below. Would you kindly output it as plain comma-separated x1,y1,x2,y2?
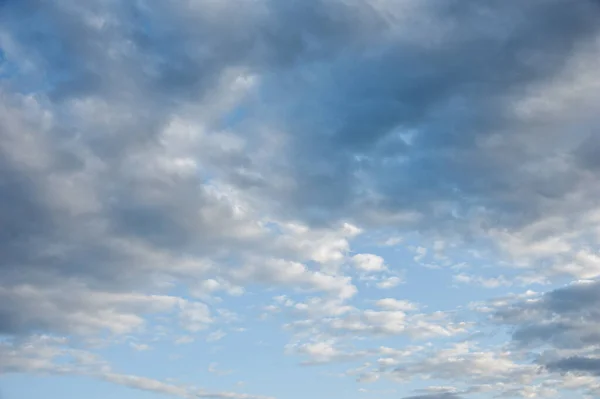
207,330,227,342
401,394,463,399
254,0,600,227
494,280,600,350
230,258,357,299
376,277,403,289
0,283,190,336
453,273,512,289
300,340,554,397
174,336,195,345
381,236,403,247
2,0,600,398
390,343,536,386
101,372,272,399
208,362,233,376
2,0,599,341
546,356,600,376
489,279,600,388
328,309,468,339
281,305,469,367
0,336,271,399
291,340,372,365
375,299,418,312
179,301,213,332
462,279,600,396
352,253,386,272
100,373,192,398
129,343,151,352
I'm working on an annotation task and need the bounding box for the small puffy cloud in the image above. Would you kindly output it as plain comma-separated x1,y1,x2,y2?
453,274,511,289
356,371,379,383
376,276,403,289
375,298,418,312
352,254,387,272
292,340,370,365
208,362,233,376
381,236,403,246
178,301,213,332
413,247,428,263
298,341,338,360
273,222,361,271
130,343,151,352
174,336,194,345
193,279,245,298
207,330,227,342
230,258,357,299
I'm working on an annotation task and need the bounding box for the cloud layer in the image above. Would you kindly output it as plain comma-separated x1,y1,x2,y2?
2,0,600,398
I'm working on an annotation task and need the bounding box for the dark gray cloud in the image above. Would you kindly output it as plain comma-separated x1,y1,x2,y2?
493,280,600,384
546,356,600,375
254,0,600,229
495,281,600,349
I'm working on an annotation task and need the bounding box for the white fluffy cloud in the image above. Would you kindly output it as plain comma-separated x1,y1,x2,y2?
352,254,387,272
375,299,418,312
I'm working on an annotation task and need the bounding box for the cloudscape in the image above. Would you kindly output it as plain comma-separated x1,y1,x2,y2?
2,1,600,398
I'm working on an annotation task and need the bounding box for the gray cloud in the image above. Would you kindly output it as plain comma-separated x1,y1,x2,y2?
495,280,600,349
546,356,600,376
256,0,600,228
1,0,598,280
490,279,600,390
5,0,590,236
0,0,385,291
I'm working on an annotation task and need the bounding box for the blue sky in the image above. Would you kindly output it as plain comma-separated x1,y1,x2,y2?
2,1,600,399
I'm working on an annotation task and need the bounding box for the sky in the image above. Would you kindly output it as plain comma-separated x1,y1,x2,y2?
1,0,600,398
